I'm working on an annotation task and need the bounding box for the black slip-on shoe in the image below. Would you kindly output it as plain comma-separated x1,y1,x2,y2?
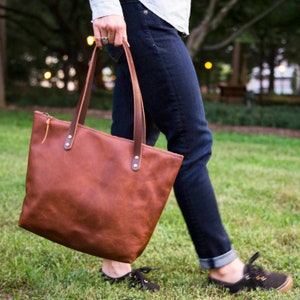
208,252,293,294
100,267,160,292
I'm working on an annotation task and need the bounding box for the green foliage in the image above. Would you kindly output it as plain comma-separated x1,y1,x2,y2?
0,110,299,299
203,100,300,130
5,86,300,130
5,0,95,90
4,0,300,94
6,86,113,110
190,0,300,92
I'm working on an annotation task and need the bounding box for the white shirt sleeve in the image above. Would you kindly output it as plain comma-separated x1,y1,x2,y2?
89,0,123,20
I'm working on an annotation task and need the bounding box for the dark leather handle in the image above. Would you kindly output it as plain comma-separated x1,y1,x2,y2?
64,40,145,171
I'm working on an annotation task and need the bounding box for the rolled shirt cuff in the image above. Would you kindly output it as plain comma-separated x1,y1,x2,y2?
89,0,123,20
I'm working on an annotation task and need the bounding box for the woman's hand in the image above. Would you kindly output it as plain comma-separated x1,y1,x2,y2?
92,15,127,48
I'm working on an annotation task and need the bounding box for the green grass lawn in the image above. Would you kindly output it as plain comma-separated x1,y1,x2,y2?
0,110,299,300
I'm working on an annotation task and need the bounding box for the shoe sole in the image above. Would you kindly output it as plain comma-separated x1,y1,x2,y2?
278,275,293,293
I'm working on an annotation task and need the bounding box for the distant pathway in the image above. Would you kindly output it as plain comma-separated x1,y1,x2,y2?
6,105,300,139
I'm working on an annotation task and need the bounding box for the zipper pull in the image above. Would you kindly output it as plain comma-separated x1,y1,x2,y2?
41,114,53,144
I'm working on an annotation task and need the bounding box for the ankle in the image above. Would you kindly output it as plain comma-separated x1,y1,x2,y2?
102,259,132,278
209,258,245,284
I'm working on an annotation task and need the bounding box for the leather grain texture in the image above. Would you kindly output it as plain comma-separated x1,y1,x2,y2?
18,42,183,263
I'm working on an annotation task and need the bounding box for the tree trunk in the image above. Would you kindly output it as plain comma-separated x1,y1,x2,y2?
258,35,265,104
230,42,241,85
0,0,6,108
187,0,238,58
267,47,276,93
230,42,247,86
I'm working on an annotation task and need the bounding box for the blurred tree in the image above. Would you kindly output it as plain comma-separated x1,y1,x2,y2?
0,0,108,94
189,0,299,94
248,0,300,94
0,0,299,107
187,0,287,58
0,0,5,108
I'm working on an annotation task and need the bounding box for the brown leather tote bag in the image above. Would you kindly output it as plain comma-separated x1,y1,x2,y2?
18,41,183,263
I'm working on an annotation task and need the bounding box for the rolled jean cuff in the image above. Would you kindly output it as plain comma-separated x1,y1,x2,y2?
199,248,238,269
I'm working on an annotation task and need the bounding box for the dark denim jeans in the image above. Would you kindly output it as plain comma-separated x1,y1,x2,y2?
108,1,237,269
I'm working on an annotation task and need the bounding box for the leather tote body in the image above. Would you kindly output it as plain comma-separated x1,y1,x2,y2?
18,41,183,263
